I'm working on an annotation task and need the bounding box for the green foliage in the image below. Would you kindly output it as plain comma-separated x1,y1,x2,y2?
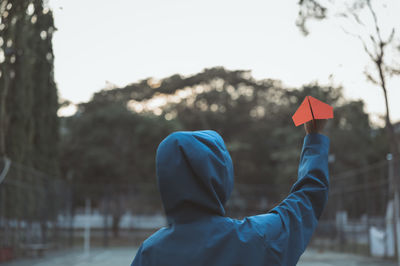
61,104,180,202
0,0,59,220
61,67,387,205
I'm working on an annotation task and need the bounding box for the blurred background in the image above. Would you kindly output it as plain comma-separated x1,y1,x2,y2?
1,0,400,265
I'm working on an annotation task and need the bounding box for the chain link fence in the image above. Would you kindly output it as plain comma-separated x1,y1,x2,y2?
0,159,69,261
311,159,397,259
0,157,398,262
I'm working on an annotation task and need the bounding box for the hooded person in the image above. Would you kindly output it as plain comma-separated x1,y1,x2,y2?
131,125,330,266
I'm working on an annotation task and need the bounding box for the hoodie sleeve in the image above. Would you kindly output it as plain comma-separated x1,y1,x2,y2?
244,133,330,265
131,245,146,266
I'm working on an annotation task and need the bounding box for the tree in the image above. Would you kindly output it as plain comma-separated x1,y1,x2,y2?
297,0,400,254
0,0,59,223
62,67,384,225
61,102,179,237
79,67,383,199
297,0,400,192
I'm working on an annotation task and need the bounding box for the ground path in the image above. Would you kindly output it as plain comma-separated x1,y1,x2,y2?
298,249,396,266
2,247,397,266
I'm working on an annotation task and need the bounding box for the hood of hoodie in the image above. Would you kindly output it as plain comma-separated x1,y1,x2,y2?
156,130,234,223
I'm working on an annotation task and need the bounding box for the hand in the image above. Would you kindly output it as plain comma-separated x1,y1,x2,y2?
304,119,327,135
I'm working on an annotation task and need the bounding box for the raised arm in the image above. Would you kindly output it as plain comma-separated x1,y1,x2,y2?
243,120,330,265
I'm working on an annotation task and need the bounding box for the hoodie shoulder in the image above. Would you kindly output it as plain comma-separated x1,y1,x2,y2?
132,227,171,265
142,226,171,248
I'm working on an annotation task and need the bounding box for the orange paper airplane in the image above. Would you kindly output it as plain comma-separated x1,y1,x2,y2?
292,96,334,126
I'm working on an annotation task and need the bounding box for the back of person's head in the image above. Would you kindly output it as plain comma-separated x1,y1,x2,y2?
156,130,234,223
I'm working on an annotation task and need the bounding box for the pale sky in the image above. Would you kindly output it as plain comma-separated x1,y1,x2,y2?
49,0,400,125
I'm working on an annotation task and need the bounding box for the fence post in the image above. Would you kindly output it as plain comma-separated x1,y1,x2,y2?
364,172,371,256
66,171,74,247
395,191,400,266
84,198,91,257
103,193,109,247
388,153,400,266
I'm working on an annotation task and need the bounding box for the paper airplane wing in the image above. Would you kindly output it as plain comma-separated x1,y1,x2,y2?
292,96,334,126
308,96,334,120
292,97,314,126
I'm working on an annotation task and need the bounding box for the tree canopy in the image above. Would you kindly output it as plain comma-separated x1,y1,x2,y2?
61,67,386,206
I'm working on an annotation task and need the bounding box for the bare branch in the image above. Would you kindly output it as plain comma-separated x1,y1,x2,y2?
296,0,328,36
361,38,377,62
336,12,348,19
368,34,381,57
367,0,383,45
385,65,400,76
387,28,395,44
350,9,365,27
364,70,379,85
368,34,377,45
340,26,376,61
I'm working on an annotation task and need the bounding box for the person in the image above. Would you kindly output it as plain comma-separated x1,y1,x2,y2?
131,119,330,266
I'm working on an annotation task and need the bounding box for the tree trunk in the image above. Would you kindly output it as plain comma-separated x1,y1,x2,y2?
112,215,121,238
376,57,400,260
376,61,400,189
0,86,8,157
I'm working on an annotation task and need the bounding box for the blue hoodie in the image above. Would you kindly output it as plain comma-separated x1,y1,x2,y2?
131,130,330,266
